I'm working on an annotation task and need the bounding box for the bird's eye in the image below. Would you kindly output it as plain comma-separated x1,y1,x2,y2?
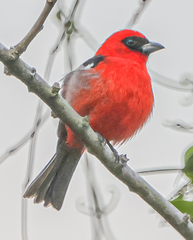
126,39,135,46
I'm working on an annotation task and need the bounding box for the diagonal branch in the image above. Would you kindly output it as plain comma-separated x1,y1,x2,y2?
1,42,193,239
125,0,152,28
0,111,50,165
11,0,57,57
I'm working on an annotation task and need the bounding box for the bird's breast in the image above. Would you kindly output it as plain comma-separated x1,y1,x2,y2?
88,60,154,143
68,57,154,144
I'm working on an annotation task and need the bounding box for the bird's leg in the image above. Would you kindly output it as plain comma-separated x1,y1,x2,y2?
105,139,120,163
96,132,120,163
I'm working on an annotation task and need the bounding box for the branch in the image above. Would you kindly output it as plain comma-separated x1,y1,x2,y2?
125,0,152,28
1,42,193,239
77,155,118,239
162,120,193,134
137,166,182,175
151,70,193,92
11,0,57,57
0,111,49,165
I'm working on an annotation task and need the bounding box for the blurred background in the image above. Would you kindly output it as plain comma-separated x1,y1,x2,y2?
0,0,193,239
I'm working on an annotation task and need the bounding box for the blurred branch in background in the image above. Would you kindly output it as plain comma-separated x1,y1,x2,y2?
126,0,152,28
163,120,193,134
151,70,193,92
138,167,182,175
47,0,81,71
54,0,98,71
0,111,50,165
77,154,120,240
152,71,193,134
21,100,45,240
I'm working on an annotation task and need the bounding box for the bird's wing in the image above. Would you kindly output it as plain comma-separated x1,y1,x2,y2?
60,55,105,103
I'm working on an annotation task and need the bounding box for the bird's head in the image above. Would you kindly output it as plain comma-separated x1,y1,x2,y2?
95,30,164,62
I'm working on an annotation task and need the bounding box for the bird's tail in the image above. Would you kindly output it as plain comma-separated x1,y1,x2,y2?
23,144,82,210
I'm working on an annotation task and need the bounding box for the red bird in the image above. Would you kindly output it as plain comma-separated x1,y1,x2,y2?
24,30,164,210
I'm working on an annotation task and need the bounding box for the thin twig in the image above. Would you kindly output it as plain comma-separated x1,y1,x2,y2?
162,120,193,134
137,167,182,175
85,155,104,239
125,0,152,28
43,0,81,72
66,36,73,71
80,154,117,240
69,0,80,19
151,70,193,92
21,101,44,240
0,111,50,165
21,198,28,240
12,0,57,56
76,25,99,51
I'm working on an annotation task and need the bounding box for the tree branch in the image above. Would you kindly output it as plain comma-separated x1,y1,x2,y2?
1,42,193,239
10,0,57,57
137,166,182,175
125,0,152,28
0,111,49,165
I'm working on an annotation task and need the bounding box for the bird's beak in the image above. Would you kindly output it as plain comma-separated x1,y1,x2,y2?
141,42,165,55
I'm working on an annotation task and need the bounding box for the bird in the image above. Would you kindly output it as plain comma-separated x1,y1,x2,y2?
23,29,164,210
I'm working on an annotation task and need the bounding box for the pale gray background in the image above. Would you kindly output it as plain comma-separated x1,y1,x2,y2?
0,0,193,239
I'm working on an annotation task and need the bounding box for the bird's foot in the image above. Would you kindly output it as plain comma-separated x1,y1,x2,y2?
96,132,119,162
105,139,120,163
96,132,128,164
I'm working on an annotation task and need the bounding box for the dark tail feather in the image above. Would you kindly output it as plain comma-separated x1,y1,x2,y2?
23,145,82,210
44,148,81,210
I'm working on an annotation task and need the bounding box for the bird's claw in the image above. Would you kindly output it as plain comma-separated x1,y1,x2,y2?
95,132,118,161
105,139,120,163
95,132,128,164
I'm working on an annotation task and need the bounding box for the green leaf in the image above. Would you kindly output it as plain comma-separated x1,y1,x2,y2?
56,11,62,21
183,146,193,181
171,194,193,221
